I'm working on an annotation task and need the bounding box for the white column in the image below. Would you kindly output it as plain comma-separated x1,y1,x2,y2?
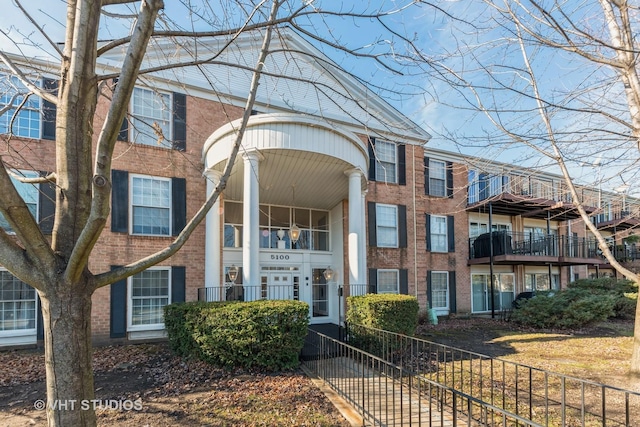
359,189,368,295
204,170,223,301
243,150,263,301
346,168,364,295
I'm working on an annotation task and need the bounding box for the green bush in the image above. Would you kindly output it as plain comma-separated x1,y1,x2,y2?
346,294,419,355
164,300,309,370
511,288,616,328
568,278,638,320
346,293,419,334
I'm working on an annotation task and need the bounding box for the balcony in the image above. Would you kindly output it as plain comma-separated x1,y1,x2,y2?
593,209,640,231
468,231,602,266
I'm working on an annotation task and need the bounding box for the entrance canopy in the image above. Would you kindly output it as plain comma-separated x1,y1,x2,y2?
202,113,368,209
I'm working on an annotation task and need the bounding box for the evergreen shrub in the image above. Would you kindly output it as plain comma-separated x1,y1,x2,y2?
164,299,309,370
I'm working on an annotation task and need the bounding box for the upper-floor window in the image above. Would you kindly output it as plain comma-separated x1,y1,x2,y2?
430,215,448,252
131,88,172,147
0,75,41,139
426,214,454,253
426,157,453,197
429,160,446,197
111,170,186,237
376,204,398,248
375,140,397,183
368,138,405,185
131,175,171,236
0,170,39,233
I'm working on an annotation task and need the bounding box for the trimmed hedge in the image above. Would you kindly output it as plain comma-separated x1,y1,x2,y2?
346,293,419,335
346,294,419,356
511,277,638,328
164,300,309,370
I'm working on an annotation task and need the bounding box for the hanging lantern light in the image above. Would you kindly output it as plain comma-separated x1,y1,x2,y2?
289,185,300,244
227,264,239,284
323,266,335,282
289,223,301,244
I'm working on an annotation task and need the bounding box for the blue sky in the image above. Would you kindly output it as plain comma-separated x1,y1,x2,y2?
1,0,638,196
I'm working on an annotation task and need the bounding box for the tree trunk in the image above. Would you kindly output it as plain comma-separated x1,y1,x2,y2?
632,284,640,376
40,283,97,427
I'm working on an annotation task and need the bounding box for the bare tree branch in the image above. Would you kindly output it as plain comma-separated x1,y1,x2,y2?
0,52,57,104
95,0,282,288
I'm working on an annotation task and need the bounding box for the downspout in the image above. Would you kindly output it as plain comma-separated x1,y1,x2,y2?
489,202,495,319
413,145,418,298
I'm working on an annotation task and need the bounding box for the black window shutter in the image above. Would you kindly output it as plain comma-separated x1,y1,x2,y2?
368,268,377,294
42,78,58,140
449,271,457,313
38,172,56,234
426,271,432,308
111,170,129,233
446,161,454,198
171,266,186,303
447,215,455,252
118,116,129,142
397,144,406,185
367,202,377,247
424,157,430,195
113,79,129,142
398,204,407,248
425,214,431,251
110,266,127,338
368,137,376,181
172,177,186,236
172,92,187,151
36,291,44,340
399,269,408,295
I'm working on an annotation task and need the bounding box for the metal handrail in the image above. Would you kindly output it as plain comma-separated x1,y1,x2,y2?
304,328,543,426
343,324,640,427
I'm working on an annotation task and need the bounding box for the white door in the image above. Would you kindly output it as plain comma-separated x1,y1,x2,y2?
260,271,299,301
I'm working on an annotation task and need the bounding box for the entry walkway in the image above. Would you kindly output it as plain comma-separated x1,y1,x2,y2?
305,356,458,426
302,327,543,427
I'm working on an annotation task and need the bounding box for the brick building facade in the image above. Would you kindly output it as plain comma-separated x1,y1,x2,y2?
1,29,637,347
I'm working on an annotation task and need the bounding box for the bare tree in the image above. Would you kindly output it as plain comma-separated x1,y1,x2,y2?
0,1,428,425
420,0,640,373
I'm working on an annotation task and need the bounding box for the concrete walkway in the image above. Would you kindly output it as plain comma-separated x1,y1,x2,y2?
304,357,466,426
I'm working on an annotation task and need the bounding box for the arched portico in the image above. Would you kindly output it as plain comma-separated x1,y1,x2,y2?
202,113,368,323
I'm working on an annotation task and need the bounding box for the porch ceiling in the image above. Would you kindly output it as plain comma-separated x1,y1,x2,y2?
221,149,355,210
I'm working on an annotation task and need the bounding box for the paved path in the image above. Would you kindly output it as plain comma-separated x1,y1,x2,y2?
304,357,469,426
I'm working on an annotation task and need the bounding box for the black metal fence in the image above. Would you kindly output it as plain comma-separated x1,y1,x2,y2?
304,328,544,426
339,324,640,427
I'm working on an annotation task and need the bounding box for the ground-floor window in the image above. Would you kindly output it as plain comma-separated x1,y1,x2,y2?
524,273,560,291
377,270,399,294
430,271,449,310
471,273,514,312
129,268,170,329
0,270,37,334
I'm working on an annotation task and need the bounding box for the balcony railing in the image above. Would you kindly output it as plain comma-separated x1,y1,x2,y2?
197,283,370,303
469,231,600,260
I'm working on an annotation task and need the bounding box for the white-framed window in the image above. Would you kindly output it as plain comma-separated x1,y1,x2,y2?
128,268,170,330
471,273,515,313
375,140,397,183
0,170,39,234
376,204,398,247
131,87,172,147
130,174,171,236
377,270,399,294
524,273,560,291
429,159,446,197
0,270,37,335
0,75,41,139
431,272,449,310
469,222,510,239
430,215,448,252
